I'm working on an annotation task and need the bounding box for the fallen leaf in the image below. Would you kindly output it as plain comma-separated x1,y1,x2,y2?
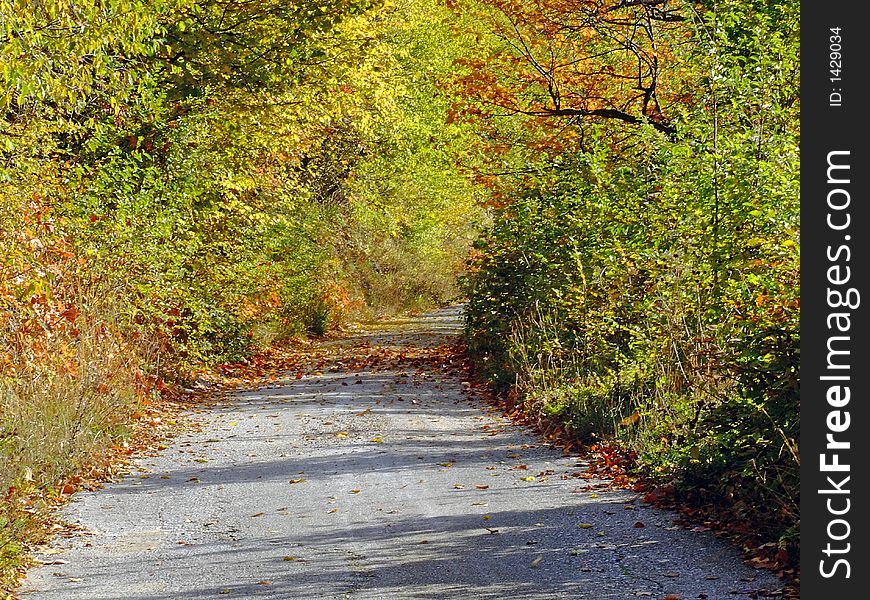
474,484,489,490
282,556,298,561
369,437,384,443
519,476,536,482
633,521,645,528
289,478,305,484
578,523,593,529
747,556,773,569
335,431,349,439
664,595,681,600
530,555,543,568
251,512,265,517
453,483,465,489
350,489,361,494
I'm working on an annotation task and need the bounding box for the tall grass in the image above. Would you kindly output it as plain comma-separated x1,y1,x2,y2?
0,281,157,590
506,306,635,441
1,308,152,486
494,291,799,546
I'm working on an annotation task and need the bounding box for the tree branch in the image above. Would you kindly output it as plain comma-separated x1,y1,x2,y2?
526,106,676,137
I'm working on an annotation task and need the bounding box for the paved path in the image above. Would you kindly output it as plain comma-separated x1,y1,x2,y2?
21,307,781,599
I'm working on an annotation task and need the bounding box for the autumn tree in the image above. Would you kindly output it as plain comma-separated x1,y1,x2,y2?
451,0,693,148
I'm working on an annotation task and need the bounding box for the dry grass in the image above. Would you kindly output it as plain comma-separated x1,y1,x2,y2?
0,288,157,592
506,306,640,441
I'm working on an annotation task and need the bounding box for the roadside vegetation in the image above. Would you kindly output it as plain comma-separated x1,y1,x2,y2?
458,0,800,573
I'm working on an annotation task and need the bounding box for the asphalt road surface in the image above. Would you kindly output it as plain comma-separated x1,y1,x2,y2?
21,306,783,599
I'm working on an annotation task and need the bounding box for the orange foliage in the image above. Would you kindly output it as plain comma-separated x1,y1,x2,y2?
451,0,692,157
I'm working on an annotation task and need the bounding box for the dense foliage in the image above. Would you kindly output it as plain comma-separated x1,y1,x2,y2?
459,0,799,549
1,0,481,582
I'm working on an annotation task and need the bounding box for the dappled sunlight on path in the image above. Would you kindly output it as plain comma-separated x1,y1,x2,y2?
22,307,782,599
